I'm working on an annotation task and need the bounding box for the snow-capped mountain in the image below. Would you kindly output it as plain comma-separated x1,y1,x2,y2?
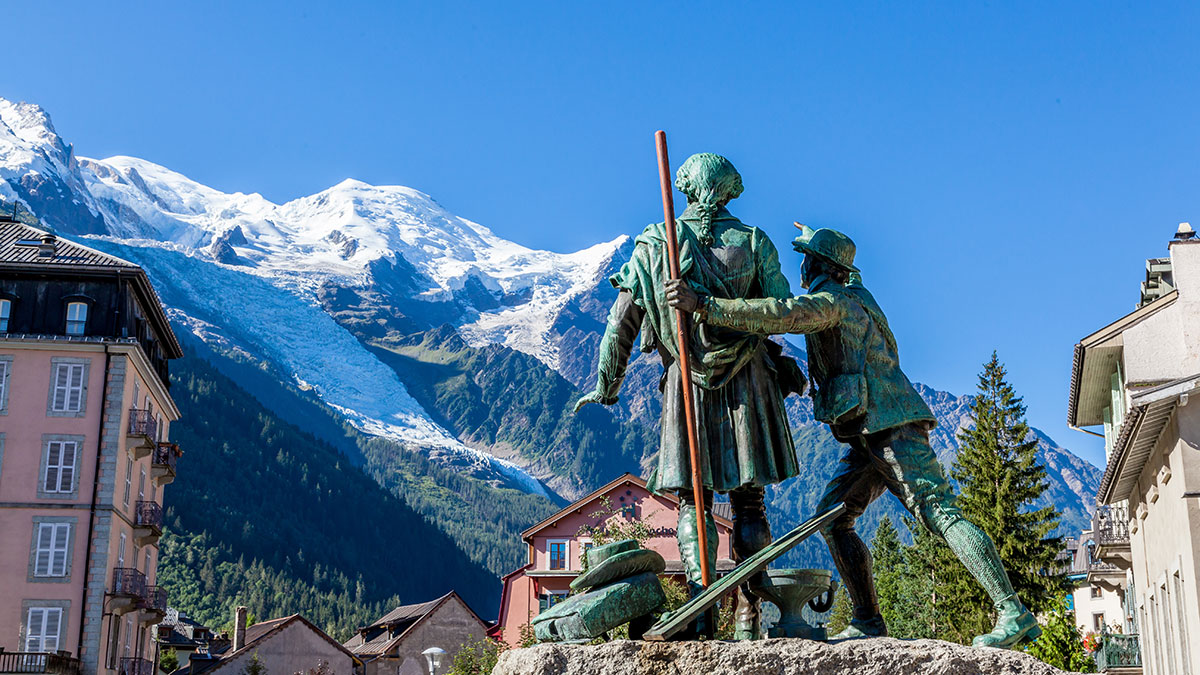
0,98,1103,527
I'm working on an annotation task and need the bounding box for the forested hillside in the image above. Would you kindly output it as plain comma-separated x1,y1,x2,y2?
158,353,507,638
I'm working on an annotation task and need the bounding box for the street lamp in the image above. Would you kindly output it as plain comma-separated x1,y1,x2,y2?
421,647,445,675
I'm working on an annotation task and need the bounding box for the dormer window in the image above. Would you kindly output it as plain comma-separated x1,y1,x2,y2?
0,298,9,332
65,302,87,336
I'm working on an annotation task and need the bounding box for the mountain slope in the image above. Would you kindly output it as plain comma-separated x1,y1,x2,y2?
160,349,502,633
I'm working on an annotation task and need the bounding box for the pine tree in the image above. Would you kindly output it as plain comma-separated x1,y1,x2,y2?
949,352,1066,631
872,517,934,639
825,585,853,635
901,516,949,640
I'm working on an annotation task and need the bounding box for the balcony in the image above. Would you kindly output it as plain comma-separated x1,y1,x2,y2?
151,442,179,487
138,586,167,625
1094,503,1132,570
133,501,163,546
117,658,153,675
1093,633,1142,674
109,567,147,615
0,652,81,675
127,410,158,459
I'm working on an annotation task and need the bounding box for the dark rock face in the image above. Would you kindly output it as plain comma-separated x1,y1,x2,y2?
493,639,1079,675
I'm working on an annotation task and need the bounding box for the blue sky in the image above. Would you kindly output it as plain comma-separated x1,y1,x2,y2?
7,2,1200,468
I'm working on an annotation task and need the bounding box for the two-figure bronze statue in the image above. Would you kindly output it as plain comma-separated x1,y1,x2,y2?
572,147,1041,650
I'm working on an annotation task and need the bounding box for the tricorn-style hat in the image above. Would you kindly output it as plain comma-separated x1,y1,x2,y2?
792,223,859,272
570,539,666,592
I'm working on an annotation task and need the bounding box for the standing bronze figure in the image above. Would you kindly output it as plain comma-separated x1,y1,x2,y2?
575,153,805,639
664,224,1041,649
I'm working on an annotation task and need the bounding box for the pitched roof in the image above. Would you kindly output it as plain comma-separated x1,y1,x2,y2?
343,592,487,658
0,220,182,358
520,473,734,540
0,220,139,269
189,615,361,675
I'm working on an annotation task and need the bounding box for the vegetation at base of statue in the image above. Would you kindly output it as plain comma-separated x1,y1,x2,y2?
448,636,507,675
865,353,1072,661
156,353,513,638
1024,596,1096,672
294,659,334,675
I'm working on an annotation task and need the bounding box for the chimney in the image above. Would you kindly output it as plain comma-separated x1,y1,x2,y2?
1174,222,1197,242
233,606,248,652
37,232,56,258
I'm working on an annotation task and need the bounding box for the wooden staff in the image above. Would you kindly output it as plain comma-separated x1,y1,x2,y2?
654,130,711,587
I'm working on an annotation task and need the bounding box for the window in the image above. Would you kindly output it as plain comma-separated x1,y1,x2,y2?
24,607,62,653
538,591,568,613
50,363,85,413
43,441,78,494
132,381,140,410
1093,613,1105,632
0,357,11,412
65,302,87,336
0,298,10,332
144,550,152,581
138,468,146,501
33,523,71,577
548,540,568,571
118,532,126,568
123,457,132,507
1091,585,1103,599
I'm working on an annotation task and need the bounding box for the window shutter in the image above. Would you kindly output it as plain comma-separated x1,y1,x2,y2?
51,524,70,576
138,469,146,500
58,443,76,492
25,608,44,651
53,365,70,410
44,443,61,493
35,524,54,576
0,361,8,403
43,609,61,652
67,365,83,411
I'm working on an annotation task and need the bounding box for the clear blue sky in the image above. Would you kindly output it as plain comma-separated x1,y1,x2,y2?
7,2,1200,468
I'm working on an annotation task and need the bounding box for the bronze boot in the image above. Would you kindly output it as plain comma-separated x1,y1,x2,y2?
731,487,772,640
677,490,718,639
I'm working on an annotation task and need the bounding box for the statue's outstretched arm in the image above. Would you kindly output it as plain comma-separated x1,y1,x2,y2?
700,293,842,336
574,290,644,411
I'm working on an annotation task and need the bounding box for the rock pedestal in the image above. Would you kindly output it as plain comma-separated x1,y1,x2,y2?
492,638,1080,675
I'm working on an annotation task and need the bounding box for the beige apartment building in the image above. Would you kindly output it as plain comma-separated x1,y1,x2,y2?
0,220,182,675
1068,222,1200,674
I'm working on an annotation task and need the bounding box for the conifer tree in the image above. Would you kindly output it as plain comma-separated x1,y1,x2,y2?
901,516,950,640
825,586,853,636
946,352,1066,634
872,517,934,639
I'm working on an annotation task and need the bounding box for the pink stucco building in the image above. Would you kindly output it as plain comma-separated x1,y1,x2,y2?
0,221,183,675
490,473,735,647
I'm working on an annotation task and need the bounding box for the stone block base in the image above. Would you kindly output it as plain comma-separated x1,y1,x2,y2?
493,638,1080,675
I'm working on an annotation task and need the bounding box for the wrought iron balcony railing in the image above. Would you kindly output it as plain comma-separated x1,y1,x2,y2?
1093,633,1142,671
0,652,81,675
152,442,179,473
134,501,163,532
141,586,168,614
127,409,158,440
111,567,147,600
1095,504,1130,547
117,657,153,675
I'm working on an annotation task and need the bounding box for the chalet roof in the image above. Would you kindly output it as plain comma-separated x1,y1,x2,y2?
186,615,361,675
1067,289,1178,428
520,473,734,540
343,591,487,658
0,220,183,359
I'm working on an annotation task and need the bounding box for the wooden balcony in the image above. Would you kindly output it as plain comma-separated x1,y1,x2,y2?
109,567,147,615
133,501,163,546
138,586,167,625
151,442,179,487
127,410,158,459
0,652,81,675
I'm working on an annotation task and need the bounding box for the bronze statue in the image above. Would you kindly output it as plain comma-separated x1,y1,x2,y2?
665,224,1041,649
575,152,805,639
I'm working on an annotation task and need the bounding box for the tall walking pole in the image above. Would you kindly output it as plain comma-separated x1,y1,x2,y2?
655,130,711,587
